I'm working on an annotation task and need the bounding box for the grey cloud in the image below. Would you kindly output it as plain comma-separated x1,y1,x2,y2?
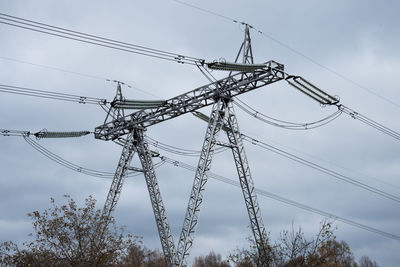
1,1,399,266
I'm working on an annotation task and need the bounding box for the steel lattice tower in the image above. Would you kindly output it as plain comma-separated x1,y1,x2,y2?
96,25,285,266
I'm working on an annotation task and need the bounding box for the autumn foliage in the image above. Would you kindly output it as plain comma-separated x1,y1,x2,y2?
0,195,164,266
0,196,379,266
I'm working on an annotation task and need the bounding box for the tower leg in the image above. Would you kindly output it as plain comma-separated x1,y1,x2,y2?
224,101,270,266
97,132,136,252
102,132,136,223
135,129,177,267
176,98,228,266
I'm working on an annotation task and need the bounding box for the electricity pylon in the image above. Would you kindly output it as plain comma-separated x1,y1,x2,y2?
176,24,271,267
96,25,285,266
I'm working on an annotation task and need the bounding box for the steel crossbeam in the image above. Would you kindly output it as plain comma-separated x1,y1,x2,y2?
176,98,228,266
134,129,178,266
94,60,284,141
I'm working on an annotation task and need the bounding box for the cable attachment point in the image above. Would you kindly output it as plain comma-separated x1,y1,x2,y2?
0,129,30,137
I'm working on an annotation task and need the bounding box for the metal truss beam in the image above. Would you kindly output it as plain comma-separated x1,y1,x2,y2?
94,60,284,141
176,98,228,266
102,132,136,223
134,129,177,266
224,101,269,266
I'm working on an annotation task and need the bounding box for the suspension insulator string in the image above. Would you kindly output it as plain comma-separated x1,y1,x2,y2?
34,130,91,139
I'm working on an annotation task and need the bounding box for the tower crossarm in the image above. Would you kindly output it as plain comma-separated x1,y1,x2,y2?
94,60,284,141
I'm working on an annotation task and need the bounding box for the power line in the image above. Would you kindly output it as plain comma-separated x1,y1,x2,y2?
0,129,30,137
0,56,164,100
24,135,118,178
339,105,400,142
1,130,161,178
0,12,204,66
161,155,400,242
191,110,400,201
1,7,396,258
0,83,108,105
0,55,108,81
23,130,400,242
282,74,400,142
20,135,166,178
171,0,400,109
235,96,400,140
244,133,400,193
146,136,228,157
241,134,400,204
14,130,400,242
172,0,237,23
141,115,400,205
147,131,400,204
234,98,343,130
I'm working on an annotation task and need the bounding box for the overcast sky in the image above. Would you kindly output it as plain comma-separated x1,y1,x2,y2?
0,0,399,266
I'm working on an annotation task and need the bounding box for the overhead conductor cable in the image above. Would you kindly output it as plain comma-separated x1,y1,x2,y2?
234,98,343,130
0,83,108,105
191,112,400,204
284,76,400,141
161,155,400,242
0,12,204,65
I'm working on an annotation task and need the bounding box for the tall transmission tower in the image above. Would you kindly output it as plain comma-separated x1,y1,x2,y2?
96,25,284,266
2,11,399,267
